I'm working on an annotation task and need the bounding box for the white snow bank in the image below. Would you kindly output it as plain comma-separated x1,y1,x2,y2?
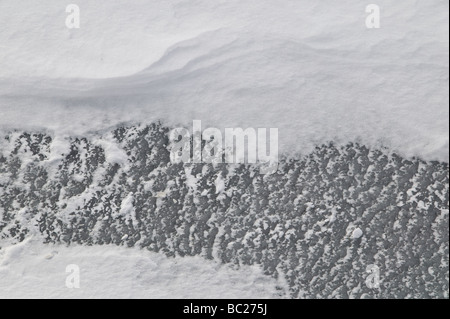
0,0,448,162
0,238,286,299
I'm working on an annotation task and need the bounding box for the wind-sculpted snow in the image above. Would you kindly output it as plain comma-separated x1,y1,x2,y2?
0,124,448,298
1,1,448,163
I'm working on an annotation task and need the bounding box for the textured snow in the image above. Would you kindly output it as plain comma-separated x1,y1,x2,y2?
0,238,286,299
0,0,449,300
0,0,448,162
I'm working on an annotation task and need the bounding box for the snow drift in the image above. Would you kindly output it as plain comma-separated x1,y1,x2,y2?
0,0,448,162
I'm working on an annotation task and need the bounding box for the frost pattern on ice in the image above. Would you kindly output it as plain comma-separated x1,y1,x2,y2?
0,124,449,298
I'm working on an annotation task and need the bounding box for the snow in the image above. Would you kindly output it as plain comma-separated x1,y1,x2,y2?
93,132,129,166
214,173,225,194
0,238,286,299
0,2,448,298
118,193,138,227
352,228,363,239
0,0,448,163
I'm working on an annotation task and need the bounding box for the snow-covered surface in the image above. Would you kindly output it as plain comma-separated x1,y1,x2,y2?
0,0,448,162
0,238,286,299
0,0,449,300
352,228,363,239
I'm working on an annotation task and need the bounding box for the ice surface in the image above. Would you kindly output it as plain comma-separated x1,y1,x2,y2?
0,0,448,162
1,127,448,298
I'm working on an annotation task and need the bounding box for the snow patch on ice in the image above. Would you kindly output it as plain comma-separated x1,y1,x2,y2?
0,239,286,299
352,228,363,239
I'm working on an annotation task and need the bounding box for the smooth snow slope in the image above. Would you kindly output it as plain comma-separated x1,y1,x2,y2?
0,238,286,299
0,0,448,162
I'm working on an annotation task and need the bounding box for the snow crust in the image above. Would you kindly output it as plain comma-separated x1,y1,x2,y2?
352,228,363,239
0,0,448,162
0,238,286,299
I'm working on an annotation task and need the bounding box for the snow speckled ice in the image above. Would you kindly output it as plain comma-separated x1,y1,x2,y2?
0,0,448,162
